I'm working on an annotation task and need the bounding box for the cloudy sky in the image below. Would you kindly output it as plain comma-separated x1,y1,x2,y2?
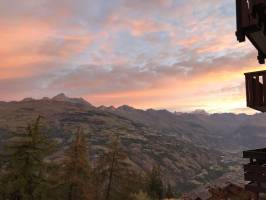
0,0,264,113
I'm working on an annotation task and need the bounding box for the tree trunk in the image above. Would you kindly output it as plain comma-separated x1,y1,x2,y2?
105,151,117,200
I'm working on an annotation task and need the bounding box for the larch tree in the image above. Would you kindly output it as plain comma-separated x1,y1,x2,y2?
0,116,54,200
95,136,133,200
146,165,164,200
60,128,91,200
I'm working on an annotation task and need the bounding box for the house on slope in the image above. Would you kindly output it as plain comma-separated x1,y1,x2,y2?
236,0,266,199
179,183,256,200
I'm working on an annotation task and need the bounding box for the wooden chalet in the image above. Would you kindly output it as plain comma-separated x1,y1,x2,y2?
244,149,266,194
236,0,266,199
179,183,256,200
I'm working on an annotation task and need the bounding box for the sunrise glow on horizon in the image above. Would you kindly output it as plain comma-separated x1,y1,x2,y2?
0,0,264,113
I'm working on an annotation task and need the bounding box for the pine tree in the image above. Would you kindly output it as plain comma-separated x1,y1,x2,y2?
60,128,91,200
146,165,164,200
0,116,54,200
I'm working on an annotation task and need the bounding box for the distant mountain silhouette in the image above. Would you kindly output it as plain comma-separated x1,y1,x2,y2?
0,94,265,192
3,94,266,152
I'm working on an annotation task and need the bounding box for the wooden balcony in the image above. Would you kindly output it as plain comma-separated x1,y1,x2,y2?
243,148,266,194
245,70,266,112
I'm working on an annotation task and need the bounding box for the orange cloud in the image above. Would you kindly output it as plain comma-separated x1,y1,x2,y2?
0,20,53,65
82,56,265,113
0,20,54,80
0,18,93,81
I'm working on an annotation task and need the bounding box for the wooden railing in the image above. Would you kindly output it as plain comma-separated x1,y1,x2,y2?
243,148,266,195
245,70,266,112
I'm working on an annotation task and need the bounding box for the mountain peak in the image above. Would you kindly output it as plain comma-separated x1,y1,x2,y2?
52,93,69,101
191,109,209,115
51,93,93,107
108,106,116,110
21,97,35,102
117,105,134,111
98,105,116,111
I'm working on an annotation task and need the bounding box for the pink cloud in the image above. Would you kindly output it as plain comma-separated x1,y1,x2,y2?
0,0,261,113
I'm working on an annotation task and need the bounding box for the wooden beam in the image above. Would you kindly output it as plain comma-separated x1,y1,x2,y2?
245,173,266,182
244,164,266,173
246,75,251,106
263,74,266,105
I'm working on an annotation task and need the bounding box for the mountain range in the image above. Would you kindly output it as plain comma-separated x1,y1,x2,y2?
1,93,266,193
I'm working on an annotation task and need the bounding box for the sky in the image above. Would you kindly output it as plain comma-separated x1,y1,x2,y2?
0,0,265,113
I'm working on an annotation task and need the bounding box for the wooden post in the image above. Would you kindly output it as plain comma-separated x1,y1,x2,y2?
263,74,266,105
250,76,255,106
246,75,251,107
256,75,263,106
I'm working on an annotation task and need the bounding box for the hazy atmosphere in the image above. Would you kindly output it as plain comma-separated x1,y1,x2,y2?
2,1,266,199
0,0,263,113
